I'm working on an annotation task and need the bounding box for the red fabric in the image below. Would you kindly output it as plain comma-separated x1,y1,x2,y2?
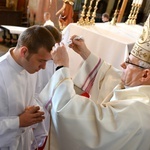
81,92,90,98
35,137,47,150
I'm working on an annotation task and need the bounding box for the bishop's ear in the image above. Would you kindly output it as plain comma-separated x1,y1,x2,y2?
141,69,150,83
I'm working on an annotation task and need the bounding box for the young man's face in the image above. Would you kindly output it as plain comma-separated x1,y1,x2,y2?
23,47,52,74
102,16,108,22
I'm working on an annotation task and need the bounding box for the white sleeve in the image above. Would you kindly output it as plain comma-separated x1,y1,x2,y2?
38,67,150,150
31,97,50,149
73,53,103,92
0,71,21,147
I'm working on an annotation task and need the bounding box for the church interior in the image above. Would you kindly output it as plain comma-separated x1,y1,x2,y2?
0,0,149,60
0,0,149,27
0,1,150,149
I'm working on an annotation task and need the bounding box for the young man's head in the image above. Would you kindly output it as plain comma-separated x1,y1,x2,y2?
44,25,62,43
14,25,55,73
102,13,109,22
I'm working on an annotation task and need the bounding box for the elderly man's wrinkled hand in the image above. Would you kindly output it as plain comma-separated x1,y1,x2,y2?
51,43,69,67
68,35,91,60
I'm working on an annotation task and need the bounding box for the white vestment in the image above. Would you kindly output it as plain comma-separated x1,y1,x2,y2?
39,53,150,150
0,49,50,150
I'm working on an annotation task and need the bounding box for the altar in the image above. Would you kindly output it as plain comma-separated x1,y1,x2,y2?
1,25,27,34
62,23,143,76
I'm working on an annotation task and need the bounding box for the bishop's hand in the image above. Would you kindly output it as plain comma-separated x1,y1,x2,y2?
51,42,69,68
68,35,91,60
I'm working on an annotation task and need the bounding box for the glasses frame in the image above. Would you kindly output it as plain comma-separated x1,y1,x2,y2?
125,58,146,69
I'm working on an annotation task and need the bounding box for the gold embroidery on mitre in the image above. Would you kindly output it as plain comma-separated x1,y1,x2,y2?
131,43,150,63
138,24,150,47
131,14,150,63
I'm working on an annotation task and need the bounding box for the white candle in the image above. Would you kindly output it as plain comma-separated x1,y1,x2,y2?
132,0,136,4
138,0,143,5
136,0,139,4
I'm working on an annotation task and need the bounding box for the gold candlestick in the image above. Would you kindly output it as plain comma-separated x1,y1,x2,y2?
125,3,136,25
90,0,101,25
131,4,141,24
77,0,88,25
130,3,138,24
126,2,142,25
110,0,121,25
84,0,94,25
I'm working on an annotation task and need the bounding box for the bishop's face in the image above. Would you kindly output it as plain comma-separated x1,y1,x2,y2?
120,54,149,87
